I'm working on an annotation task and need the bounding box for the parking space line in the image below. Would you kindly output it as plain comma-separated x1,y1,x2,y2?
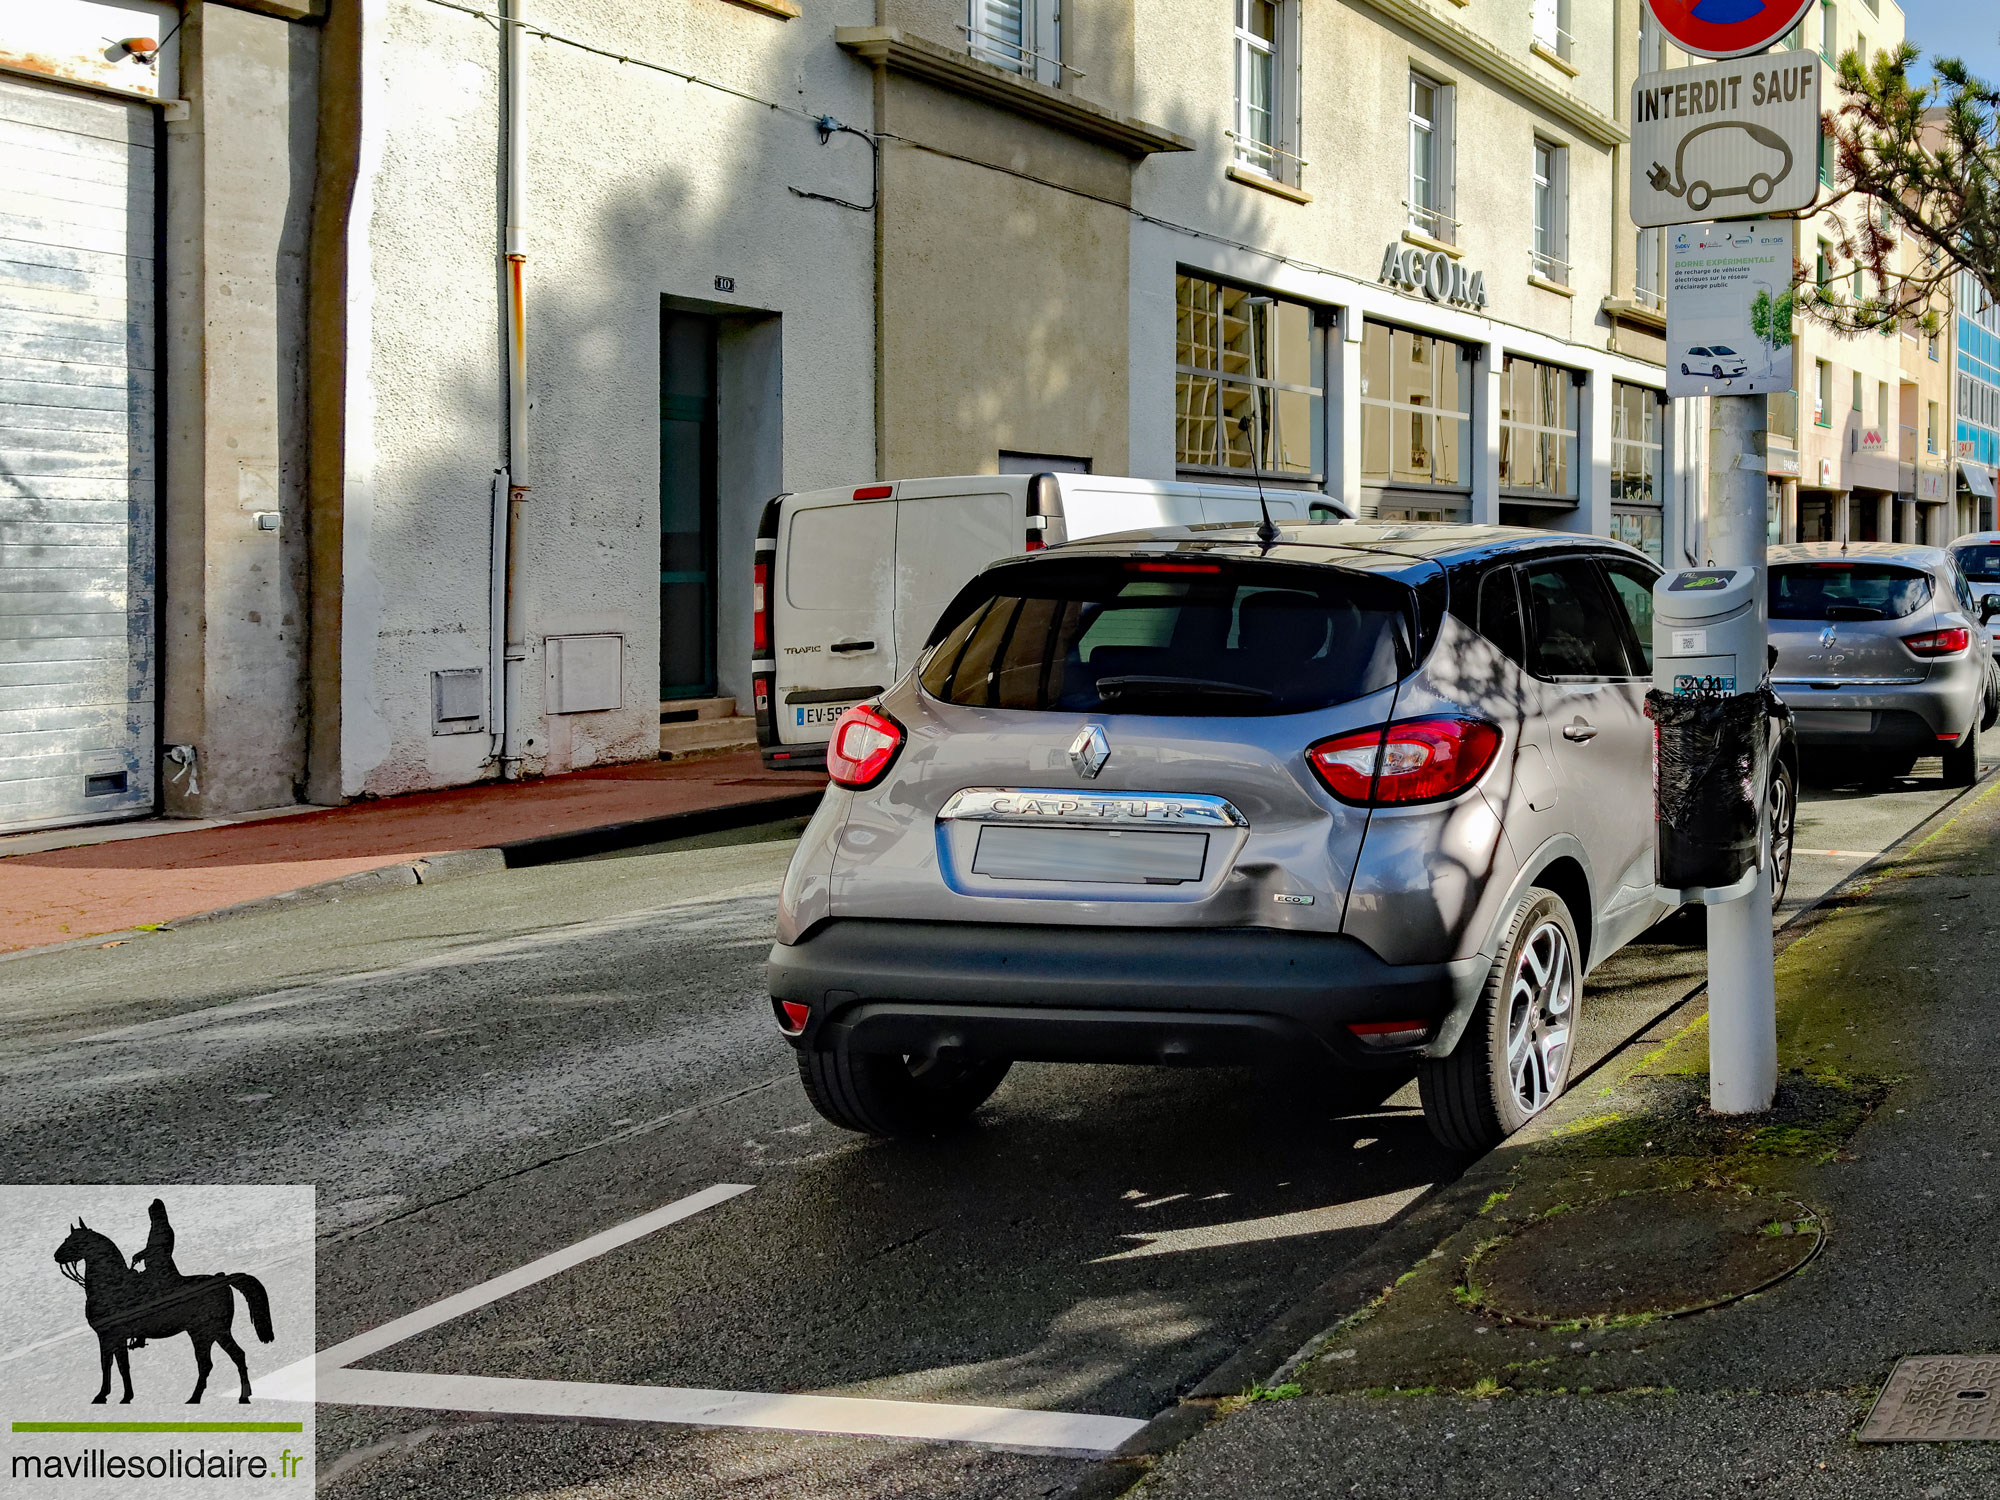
1793,848,1880,859
275,1181,1144,1455
316,1368,1148,1455
264,1183,752,1396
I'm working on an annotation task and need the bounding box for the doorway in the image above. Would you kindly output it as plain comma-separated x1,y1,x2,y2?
661,311,718,700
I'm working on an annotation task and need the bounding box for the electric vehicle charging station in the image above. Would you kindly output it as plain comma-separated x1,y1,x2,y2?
1650,566,1769,900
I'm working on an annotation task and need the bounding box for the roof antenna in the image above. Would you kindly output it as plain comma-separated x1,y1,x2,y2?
1243,295,1281,547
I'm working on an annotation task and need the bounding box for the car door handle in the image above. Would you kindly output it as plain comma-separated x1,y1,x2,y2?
830,638,876,654
1563,721,1599,743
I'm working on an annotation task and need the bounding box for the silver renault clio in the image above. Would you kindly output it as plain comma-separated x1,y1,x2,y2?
768,523,1797,1152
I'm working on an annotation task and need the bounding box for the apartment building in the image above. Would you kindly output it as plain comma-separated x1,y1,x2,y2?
1953,267,2000,530
1127,0,1684,559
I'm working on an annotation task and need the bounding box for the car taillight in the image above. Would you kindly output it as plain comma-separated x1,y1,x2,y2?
1902,627,1970,658
826,703,903,788
1307,718,1502,805
752,558,771,656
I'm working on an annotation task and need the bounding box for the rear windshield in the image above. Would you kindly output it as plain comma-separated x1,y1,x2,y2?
919,557,1419,716
1769,563,1933,621
1954,545,2000,583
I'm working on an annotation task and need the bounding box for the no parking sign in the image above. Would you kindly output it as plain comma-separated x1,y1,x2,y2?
1646,0,1817,60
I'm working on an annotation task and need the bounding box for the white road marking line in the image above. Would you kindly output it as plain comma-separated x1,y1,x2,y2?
1093,1185,1426,1262
261,1184,751,1398
315,1368,1147,1456
268,1182,1139,1453
1793,848,1881,859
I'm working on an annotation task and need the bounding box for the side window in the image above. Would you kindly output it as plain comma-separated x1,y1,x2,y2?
1521,558,1634,680
1953,565,1977,619
1599,557,1660,674
1476,566,1527,666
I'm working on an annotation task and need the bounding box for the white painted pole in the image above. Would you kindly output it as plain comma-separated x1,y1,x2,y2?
1705,393,1777,1114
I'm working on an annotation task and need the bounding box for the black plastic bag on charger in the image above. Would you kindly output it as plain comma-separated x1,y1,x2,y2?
1644,688,1778,890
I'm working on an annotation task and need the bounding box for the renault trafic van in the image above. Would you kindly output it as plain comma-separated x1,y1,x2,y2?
752,473,1348,767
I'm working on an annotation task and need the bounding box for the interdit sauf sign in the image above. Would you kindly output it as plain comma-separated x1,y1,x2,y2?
1630,52,1823,228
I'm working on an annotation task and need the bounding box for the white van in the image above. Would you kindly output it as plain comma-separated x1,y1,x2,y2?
751,472,1349,766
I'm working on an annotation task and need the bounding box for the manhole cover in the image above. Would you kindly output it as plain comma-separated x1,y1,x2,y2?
1861,1357,2000,1441
1467,1190,1821,1325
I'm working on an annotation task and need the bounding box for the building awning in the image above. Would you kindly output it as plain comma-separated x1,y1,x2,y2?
1962,462,1998,501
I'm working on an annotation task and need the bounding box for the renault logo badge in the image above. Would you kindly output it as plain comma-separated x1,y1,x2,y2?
1820,624,1837,648
1068,724,1110,780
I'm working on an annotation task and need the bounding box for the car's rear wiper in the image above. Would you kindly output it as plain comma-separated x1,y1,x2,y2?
1821,604,1886,620
1096,675,1274,702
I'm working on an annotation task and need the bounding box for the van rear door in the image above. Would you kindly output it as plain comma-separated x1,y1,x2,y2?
772,490,899,748
891,483,1024,665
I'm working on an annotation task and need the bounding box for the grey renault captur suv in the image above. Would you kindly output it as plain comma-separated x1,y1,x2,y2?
1769,542,1999,786
768,524,1798,1152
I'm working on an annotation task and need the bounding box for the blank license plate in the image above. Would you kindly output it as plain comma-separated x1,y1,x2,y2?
971,826,1209,885
1797,710,1873,733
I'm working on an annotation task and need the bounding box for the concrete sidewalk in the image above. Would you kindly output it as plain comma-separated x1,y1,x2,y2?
1116,777,2000,1499
0,751,824,955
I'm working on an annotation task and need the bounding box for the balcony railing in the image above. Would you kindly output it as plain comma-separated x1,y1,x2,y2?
1530,247,1569,284
1404,200,1459,244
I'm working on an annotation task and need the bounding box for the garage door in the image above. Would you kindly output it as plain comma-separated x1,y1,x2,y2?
0,74,157,833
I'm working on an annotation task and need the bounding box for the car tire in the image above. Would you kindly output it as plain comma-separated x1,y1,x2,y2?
797,1041,1010,1137
1768,759,1796,908
1944,718,1981,788
1419,888,1579,1154
1982,664,1999,732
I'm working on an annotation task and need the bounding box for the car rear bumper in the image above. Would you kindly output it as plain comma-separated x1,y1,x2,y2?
1775,676,1978,749
767,919,1492,1068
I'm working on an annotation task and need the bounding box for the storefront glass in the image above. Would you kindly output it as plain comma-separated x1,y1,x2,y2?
1360,320,1471,491
1499,355,1578,499
1175,273,1324,480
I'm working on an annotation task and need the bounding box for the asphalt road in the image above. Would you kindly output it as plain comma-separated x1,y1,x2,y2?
0,750,1989,1500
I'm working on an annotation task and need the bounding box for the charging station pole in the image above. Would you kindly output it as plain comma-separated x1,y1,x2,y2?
1703,395,1778,1114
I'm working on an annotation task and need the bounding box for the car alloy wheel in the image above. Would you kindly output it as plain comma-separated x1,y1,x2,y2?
1420,887,1581,1152
1504,917,1574,1117
1768,762,1796,908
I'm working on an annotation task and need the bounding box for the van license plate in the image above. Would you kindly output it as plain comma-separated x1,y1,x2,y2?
794,701,861,729
971,826,1209,885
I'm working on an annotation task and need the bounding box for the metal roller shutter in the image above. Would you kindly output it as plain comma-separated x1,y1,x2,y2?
0,74,157,833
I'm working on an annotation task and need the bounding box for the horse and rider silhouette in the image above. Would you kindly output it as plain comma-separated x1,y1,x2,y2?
53,1199,275,1405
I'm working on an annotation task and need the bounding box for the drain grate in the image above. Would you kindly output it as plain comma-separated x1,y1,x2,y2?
1861,1357,2000,1441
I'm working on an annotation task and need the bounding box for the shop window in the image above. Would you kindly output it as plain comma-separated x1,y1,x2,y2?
1360,321,1472,489
1175,272,1324,481
1499,355,1579,500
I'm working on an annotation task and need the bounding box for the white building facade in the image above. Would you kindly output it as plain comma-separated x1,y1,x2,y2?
1123,0,1690,564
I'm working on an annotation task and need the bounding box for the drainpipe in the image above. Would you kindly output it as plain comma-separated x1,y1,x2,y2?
498,0,531,777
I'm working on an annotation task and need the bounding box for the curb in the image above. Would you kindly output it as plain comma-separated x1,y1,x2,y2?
0,791,824,964
1062,761,2000,1499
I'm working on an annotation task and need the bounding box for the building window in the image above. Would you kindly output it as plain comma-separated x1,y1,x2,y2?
1815,360,1832,425
1500,356,1579,500
1408,73,1455,243
1929,400,1941,454
1532,139,1569,283
1232,1,1300,185
1852,369,1863,412
1821,1,1837,64
1531,0,1573,63
1360,321,1472,489
1611,382,1665,562
1929,331,1940,360
1771,389,1799,440
1876,381,1888,433
1635,228,1663,309
1175,273,1324,480
968,0,1061,86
